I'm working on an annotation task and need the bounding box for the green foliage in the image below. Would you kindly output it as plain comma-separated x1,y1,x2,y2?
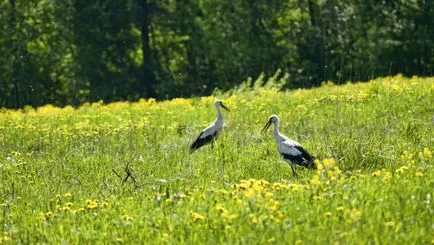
0,0,433,109
0,76,433,243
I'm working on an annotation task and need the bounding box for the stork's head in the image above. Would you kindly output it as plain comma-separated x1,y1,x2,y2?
261,114,280,133
214,100,230,112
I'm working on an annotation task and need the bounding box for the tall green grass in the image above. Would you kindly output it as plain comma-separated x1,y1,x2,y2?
0,75,433,244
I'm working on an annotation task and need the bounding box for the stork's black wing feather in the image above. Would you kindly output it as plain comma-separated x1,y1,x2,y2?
189,131,217,153
281,146,316,169
293,145,316,169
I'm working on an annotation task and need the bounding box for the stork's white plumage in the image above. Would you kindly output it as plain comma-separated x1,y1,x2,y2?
262,114,316,176
190,100,230,153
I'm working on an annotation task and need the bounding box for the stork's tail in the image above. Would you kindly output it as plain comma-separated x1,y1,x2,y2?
308,159,317,169
304,156,317,169
189,144,197,154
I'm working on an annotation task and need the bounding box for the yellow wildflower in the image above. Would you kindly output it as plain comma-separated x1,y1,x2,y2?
371,171,381,177
272,182,285,190
310,176,322,187
267,237,276,243
218,189,229,195
336,206,344,212
122,214,134,221
395,168,405,174
236,182,249,191
347,208,362,221
190,212,205,221
418,148,432,159
45,211,53,219
384,221,395,227
323,158,337,169
312,195,321,201
415,172,423,177
250,215,259,224
63,193,72,198
383,171,393,180
0,235,11,243
215,204,228,214
222,213,237,220
86,200,98,209
325,212,332,217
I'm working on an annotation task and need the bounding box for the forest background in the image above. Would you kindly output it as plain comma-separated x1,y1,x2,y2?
0,0,433,108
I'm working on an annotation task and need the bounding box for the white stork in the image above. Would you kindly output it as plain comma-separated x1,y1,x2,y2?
190,100,230,153
262,114,316,176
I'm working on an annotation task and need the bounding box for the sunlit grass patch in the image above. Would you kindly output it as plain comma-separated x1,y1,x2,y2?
0,75,433,243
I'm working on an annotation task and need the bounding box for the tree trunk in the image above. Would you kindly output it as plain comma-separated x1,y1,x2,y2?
135,0,157,98
9,0,22,108
307,0,325,84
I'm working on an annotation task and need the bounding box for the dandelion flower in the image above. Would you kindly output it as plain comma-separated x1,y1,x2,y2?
218,189,229,195
384,221,395,227
395,168,405,174
86,200,98,209
215,204,228,214
267,237,276,243
325,212,332,217
63,193,72,198
272,182,284,190
0,236,11,243
190,212,205,221
250,215,259,224
371,171,381,177
122,214,134,221
415,172,423,177
312,195,321,200
45,211,53,219
419,148,432,159
222,213,237,220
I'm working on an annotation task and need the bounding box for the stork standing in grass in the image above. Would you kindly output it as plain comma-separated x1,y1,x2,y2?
190,100,230,153
262,114,316,176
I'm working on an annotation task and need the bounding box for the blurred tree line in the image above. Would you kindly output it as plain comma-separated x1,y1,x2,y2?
0,0,433,108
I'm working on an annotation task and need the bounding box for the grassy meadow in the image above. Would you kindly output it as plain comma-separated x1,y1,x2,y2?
0,75,433,244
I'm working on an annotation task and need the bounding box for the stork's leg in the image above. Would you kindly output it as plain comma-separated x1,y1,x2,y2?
290,164,298,177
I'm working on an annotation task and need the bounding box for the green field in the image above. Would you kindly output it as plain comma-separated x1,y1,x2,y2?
0,75,433,244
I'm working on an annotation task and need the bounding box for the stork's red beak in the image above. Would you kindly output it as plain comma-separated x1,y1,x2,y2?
261,120,272,133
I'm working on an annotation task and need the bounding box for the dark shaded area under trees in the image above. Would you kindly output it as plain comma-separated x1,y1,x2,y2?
0,0,433,108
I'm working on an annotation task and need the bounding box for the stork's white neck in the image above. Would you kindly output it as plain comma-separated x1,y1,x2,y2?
215,104,223,119
273,120,284,142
